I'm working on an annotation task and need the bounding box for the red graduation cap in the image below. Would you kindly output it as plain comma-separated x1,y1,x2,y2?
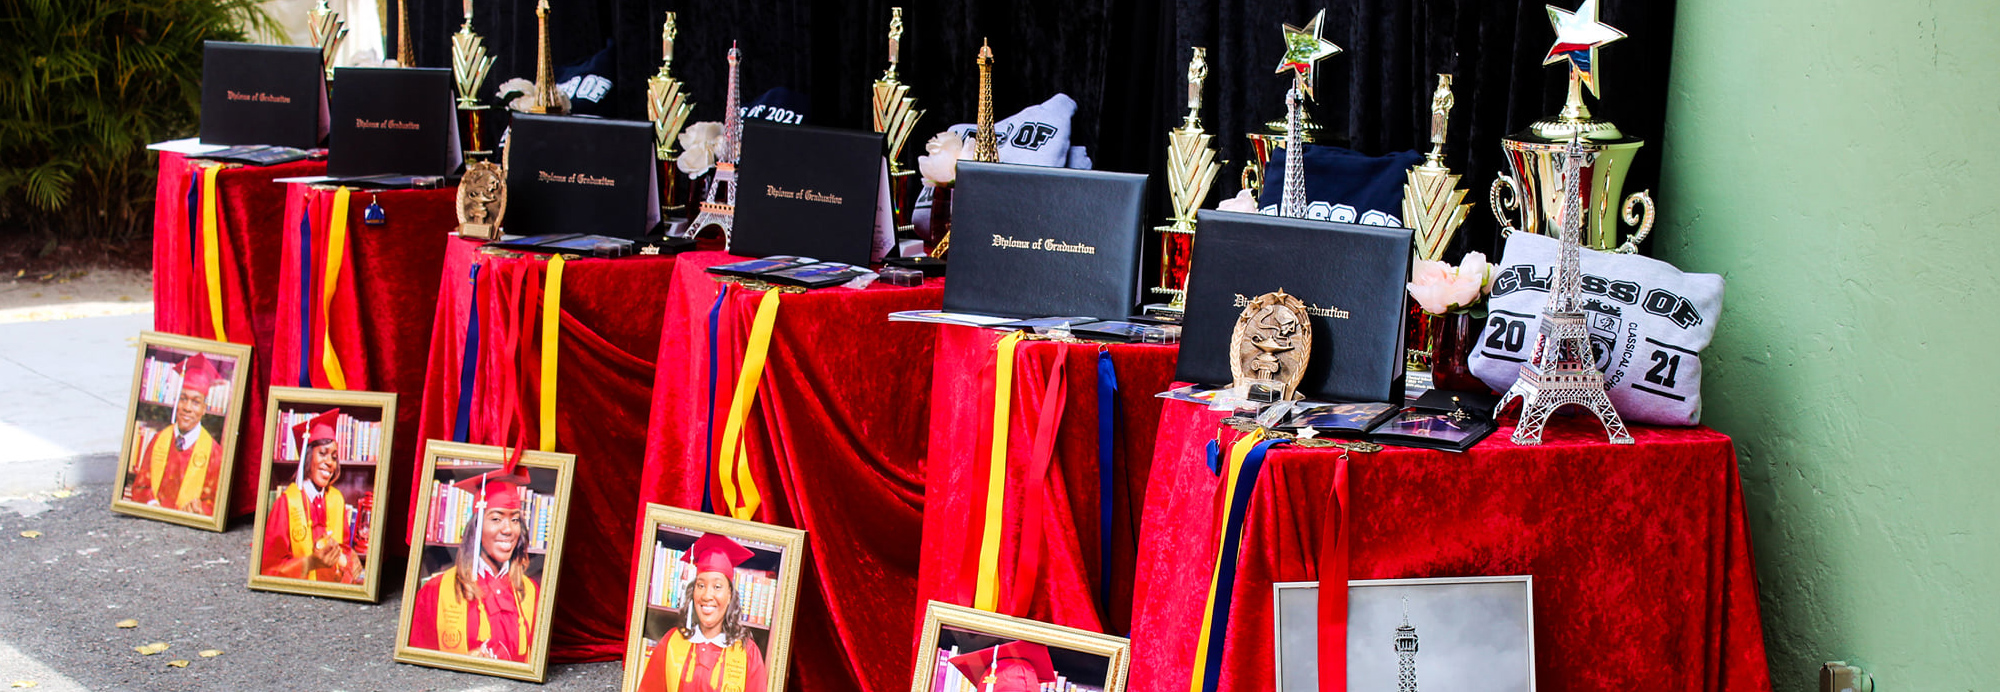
292,409,341,446
683,533,754,576
947,641,1057,687
452,469,531,512
179,353,222,393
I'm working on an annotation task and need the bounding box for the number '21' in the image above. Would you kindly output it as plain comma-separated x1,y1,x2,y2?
1645,351,1682,388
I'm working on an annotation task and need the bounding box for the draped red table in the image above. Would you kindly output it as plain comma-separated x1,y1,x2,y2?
1128,399,1773,692
152,152,327,517
637,252,943,692
274,183,457,546
411,239,683,662
917,326,1177,637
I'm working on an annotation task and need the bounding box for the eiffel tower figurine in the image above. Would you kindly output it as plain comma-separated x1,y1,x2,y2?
689,42,743,243
1495,134,1633,445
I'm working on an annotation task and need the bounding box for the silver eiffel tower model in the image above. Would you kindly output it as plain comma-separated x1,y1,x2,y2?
1495,134,1634,445
688,42,742,243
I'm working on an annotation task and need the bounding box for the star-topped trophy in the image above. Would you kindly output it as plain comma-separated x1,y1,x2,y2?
647,13,694,214
451,0,498,157
1241,11,1338,198
1145,47,1224,315
1491,0,1656,253
1275,10,1342,219
872,8,925,230
308,0,347,81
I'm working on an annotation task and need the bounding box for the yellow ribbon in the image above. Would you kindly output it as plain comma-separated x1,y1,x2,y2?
199,165,228,343
716,288,781,521
318,187,351,389
538,255,566,452
1187,428,1267,692
973,330,1027,612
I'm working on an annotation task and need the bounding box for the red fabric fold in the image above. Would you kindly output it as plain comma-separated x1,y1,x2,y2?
917,328,1179,637
1130,397,1774,692
637,252,944,692
151,153,327,517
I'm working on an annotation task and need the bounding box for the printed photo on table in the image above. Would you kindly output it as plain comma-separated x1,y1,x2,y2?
1272,576,1536,692
622,504,807,692
111,331,252,531
246,387,397,601
393,441,575,683
912,602,1131,692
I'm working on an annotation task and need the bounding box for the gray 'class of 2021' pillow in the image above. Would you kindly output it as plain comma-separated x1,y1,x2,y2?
1470,231,1725,426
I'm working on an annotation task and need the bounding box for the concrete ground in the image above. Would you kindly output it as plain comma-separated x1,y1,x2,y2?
0,274,621,690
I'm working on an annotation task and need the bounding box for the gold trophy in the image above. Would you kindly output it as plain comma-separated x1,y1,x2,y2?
1490,0,1655,253
1275,10,1341,219
308,0,347,81
525,0,567,115
1404,74,1474,262
647,13,694,214
871,8,924,230
451,0,497,156
1146,47,1223,315
1240,13,1338,198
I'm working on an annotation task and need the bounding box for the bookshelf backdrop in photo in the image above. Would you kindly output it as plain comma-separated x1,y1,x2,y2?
137,351,234,416
273,408,384,465
643,545,781,630
421,460,557,553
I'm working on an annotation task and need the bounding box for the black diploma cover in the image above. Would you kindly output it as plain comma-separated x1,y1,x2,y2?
730,122,885,266
1175,210,1414,403
942,161,1148,321
325,67,461,178
505,114,661,239
199,42,326,149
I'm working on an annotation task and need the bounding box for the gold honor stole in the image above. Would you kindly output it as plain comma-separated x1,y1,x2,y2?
281,483,347,580
146,428,214,511
538,255,566,452
315,187,352,388
433,569,537,656
661,632,752,692
715,288,782,521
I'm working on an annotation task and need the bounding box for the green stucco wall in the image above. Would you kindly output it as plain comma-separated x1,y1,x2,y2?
1656,0,2000,689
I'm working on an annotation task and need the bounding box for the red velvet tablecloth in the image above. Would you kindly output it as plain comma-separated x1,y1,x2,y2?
1130,399,1773,692
152,152,326,516
411,240,682,662
917,326,1176,637
638,252,943,692
274,183,456,545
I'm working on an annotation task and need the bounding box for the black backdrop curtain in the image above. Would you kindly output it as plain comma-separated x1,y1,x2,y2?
394,0,1675,261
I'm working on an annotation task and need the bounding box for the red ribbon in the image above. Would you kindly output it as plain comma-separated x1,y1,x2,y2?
1318,449,1352,692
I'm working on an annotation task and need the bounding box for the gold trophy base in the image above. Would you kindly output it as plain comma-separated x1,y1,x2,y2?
457,222,498,241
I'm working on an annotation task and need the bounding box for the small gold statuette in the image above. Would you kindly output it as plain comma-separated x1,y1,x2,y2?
1403,74,1474,262
456,160,507,240
646,12,694,160
451,1,496,109
1230,290,1313,403
1491,0,1655,253
308,0,348,80
526,0,568,115
1149,47,1223,312
871,8,926,173
972,39,999,163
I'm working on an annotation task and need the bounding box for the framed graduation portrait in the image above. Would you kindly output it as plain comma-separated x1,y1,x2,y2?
913,602,1131,692
622,504,807,692
1272,576,1536,692
111,331,253,531
246,387,397,601
393,441,575,682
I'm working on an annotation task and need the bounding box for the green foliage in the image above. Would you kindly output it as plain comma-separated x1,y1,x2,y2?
0,0,278,242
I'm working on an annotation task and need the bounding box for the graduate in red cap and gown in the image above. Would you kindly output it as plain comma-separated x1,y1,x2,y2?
636,533,769,692
948,641,1058,692
128,353,226,515
408,470,540,662
259,409,368,583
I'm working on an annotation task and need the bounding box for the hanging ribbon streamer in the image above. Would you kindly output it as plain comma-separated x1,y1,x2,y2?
972,331,1027,612
198,165,229,343
316,187,352,389
1095,349,1119,627
1189,430,1279,692
1317,449,1353,692
1005,344,1070,614
715,288,781,521
452,264,484,443
295,193,314,387
537,255,566,452
700,284,732,514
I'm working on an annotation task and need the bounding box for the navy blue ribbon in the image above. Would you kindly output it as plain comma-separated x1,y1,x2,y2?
185,177,199,262
296,199,314,387
700,283,731,514
1198,436,1281,692
451,264,482,443
1095,349,1119,627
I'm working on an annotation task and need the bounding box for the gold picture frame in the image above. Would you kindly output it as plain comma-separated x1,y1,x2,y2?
245,386,399,602
110,331,254,532
392,440,576,682
621,503,808,692
911,602,1132,692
